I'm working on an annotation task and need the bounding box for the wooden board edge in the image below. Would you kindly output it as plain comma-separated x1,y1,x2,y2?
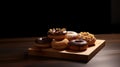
87,40,106,62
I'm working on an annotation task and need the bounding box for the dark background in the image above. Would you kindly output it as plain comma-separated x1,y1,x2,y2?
0,0,120,38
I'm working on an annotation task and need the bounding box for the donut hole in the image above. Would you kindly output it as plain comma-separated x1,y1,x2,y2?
75,40,83,42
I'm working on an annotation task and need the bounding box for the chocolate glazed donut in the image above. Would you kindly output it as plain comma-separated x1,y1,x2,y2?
68,39,88,51
34,37,52,48
35,37,52,44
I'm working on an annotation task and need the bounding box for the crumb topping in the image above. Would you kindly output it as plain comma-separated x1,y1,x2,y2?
79,32,96,41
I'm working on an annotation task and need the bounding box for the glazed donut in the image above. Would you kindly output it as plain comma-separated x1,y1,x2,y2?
48,28,67,40
68,39,88,51
51,38,69,50
34,37,52,48
66,31,79,41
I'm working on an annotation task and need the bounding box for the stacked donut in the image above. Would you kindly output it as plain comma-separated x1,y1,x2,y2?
33,28,96,51
48,28,69,50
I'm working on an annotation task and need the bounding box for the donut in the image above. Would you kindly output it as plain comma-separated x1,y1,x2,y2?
66,31,79,41
79,32,96,46
51,38,69,50
48,28,67,40
34,37,53,48
68,39,88,51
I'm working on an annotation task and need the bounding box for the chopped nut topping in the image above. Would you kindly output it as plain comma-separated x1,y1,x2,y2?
48,28,67,35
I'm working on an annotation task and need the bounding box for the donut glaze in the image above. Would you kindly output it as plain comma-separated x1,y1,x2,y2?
35,37,52,44
66,31,79,40
68,39,88,51
69,39,87,46
34,37,52,48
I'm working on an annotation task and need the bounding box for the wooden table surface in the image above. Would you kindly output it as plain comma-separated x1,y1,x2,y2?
0,34,120,67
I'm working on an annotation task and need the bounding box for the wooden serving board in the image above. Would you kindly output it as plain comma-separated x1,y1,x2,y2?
28,39,106,62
